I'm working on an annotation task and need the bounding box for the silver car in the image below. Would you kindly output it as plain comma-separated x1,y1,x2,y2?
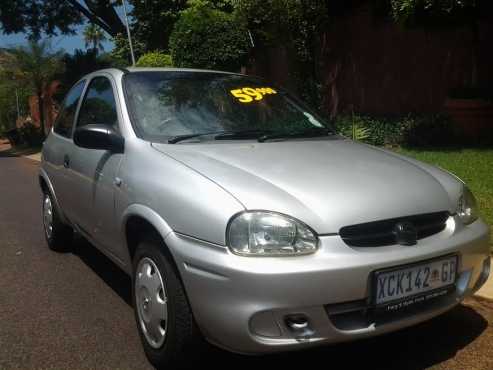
40,68,491,368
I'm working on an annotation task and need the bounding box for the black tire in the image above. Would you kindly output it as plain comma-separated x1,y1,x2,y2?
42,191,73,251
132,237,202,369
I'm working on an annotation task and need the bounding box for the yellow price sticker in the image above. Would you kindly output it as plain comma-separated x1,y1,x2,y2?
230,87,277,103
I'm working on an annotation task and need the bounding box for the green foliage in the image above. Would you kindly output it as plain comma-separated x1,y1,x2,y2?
0,0,82,39
136,52,173,67
110,32,147,67
336,117,371,142
83,24,107,53
0,75,30,134
0,0,124,39
333,113,458,147
334,114,401,145
129,0,188,52
236,0,330,108
0,40,64,136
402,113,460,147
2,40,64,94
389,0,480,27
236,0,329,56
169,1,250,71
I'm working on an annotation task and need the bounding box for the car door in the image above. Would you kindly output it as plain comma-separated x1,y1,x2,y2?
44,80,86,222
68,75,124,259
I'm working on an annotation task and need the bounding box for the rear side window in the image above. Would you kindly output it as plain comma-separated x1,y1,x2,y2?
53,80,85,137
77,76,118,129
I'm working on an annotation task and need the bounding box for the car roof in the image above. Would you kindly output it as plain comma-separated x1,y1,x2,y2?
73,67,252,92
86,67,240,79
126,67,238,75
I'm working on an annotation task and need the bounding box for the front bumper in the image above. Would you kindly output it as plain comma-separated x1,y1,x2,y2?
164,216,491,354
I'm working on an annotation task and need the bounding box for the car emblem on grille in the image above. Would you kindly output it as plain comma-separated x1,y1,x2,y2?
393,221,417,246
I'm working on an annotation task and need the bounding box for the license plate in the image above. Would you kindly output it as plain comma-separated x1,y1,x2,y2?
374,255,458,309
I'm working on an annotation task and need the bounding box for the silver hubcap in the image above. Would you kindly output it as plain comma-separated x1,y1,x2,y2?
43,195,53,239
135,257,168,348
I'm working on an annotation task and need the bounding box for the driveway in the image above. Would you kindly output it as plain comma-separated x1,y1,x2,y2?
0,153,492,370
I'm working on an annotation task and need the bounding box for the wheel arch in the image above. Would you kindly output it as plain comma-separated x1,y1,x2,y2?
121,204,175,273
38,168,68,224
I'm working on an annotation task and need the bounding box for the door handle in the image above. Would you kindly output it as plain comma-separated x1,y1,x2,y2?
63,155,70,168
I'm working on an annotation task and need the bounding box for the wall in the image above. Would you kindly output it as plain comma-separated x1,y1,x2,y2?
250,6,493,116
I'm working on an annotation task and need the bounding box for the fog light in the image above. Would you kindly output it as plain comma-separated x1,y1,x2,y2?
284,314,314,338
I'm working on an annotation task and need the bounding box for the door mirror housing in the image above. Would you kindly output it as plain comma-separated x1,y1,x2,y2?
74,124,124,153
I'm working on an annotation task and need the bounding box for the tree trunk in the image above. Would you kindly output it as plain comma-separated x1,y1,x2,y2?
324,61,341,119
37,92,46,139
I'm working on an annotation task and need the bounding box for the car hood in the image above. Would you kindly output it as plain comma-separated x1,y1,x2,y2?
152,139,457,233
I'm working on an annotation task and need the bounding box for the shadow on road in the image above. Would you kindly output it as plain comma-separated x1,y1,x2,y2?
0,143,42,158
198,304,488,370
72,235,132,306
70,236,488,370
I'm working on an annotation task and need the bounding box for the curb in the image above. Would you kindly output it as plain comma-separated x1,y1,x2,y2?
474,273,493,302
473,252,493,301
24,152,41,162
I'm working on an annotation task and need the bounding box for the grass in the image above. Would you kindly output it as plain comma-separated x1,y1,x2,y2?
397,148,493,231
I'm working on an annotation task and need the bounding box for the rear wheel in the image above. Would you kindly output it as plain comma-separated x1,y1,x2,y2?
132,238,202,368
42,191,73,251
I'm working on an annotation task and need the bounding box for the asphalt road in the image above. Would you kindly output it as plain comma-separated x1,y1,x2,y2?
1,153,493,370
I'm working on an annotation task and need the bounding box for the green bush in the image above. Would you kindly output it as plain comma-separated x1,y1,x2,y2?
333,114,405,146
403,114,460,147
110,33,147,67
333,113,458,147
334,115,371,142
136,52,173,68
169,1,249,71
18,122,43,146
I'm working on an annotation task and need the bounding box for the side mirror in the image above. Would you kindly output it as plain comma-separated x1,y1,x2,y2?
74,124,124,153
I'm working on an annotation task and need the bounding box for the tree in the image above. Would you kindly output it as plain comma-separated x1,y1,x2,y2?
2,41,64,137
130,0,188,52
129,0,234,53
0,75,30,135
169,0,250,71
236,0,332,109
0,0,124,39
83,24,107,53
110,32,147,66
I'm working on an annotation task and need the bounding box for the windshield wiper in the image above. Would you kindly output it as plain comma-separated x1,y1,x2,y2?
168,129,271,144
214,129,271,140
169,127,333,144
168,131,225,144
257,127,334,142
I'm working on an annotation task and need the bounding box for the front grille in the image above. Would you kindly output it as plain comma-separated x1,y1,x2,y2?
339,211,449,247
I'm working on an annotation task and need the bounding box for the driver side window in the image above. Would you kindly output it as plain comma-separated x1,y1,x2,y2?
77,76,118,129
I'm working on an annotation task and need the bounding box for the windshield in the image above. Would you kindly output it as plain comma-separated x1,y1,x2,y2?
123,71,333,143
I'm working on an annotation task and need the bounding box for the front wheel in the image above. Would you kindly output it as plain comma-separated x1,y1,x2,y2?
42,192,73,251
132,238,202,368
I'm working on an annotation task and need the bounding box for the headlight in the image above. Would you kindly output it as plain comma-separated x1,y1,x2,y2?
457,186,478,225
227,211,318,256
